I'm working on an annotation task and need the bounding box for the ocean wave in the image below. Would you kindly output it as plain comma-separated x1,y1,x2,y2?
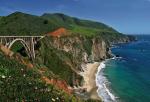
96,60,118,102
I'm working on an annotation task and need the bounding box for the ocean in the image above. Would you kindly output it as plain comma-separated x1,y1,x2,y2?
96,35,150,102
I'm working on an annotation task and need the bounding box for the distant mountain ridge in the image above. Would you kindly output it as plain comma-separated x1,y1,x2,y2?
0,12,118,36
41,13,117,32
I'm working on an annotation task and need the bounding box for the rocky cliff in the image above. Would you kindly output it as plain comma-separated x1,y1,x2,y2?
36,34,134,86
44,35,110,63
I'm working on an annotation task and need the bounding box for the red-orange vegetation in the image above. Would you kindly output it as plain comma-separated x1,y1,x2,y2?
47,28,69,37
42,76,73,94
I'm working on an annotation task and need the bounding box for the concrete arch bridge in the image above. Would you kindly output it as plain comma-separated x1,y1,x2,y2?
0,36,44,60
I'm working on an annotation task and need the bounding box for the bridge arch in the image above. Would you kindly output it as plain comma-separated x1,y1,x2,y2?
0,36,44,61
8,38,33,59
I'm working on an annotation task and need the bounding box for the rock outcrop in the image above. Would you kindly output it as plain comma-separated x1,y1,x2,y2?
46,35,110,64
0,44,14,57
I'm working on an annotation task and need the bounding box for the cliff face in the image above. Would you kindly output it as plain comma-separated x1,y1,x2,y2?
91,38,108,61
36,34,134,87
35,35,113,88
46,35,110,64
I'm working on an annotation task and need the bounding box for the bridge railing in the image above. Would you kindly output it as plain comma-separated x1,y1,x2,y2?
0,36,45,37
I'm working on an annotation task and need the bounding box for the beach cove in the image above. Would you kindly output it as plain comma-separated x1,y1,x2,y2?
79,62,101,100
78,60,116,102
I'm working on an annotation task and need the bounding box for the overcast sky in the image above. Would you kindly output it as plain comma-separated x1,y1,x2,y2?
0,0,150,34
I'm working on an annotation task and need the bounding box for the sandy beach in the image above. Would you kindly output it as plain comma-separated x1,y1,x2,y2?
81,62,102,101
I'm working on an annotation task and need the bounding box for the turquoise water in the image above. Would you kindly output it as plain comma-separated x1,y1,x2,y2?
104,35,150,102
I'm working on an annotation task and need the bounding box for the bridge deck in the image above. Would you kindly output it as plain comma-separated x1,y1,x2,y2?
0,36,44,37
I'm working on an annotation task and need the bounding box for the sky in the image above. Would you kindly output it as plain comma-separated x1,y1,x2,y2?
0,0,150,34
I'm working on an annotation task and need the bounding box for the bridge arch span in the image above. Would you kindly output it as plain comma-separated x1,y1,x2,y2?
0,36,44,61
8,38,32,59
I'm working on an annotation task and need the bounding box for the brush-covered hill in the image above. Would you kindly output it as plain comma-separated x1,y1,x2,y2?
0,48,93,102
0,12,118,37
0,12,57,35
41,13,117,35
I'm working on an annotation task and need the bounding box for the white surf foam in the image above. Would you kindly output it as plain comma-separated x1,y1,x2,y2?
96,59,118,102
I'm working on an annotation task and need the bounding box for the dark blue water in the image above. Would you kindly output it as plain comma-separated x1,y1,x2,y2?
104,35,150,102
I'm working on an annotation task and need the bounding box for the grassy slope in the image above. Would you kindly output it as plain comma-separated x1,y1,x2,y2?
41,13,116,31
0,16,2,20
0,12,120,38
0,51,84,101
0,12,57,36
41,13,118,37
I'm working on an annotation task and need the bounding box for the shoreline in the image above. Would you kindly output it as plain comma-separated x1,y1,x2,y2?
78,58,117,102
80,62,102,101
96,59,119,102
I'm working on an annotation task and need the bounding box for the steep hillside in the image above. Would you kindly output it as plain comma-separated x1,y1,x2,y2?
0,12,57,36
41,13,117,35
35,34,133,101
0,16,2,20
0,12,119,37
0,36,105,101
0,51,73,101
36,34,132,86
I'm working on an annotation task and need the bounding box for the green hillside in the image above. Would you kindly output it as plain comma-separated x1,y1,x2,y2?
0,12,57,36
0,12,119,36
0,52,77,101
41,13,117,33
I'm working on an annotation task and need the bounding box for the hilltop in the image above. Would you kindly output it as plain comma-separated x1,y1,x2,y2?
0,12,117,36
